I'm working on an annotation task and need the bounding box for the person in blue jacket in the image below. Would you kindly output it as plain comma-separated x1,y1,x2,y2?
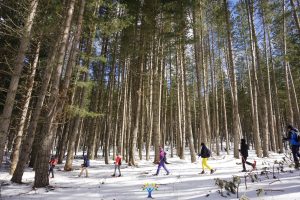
79,155,90,177
284,125,300,169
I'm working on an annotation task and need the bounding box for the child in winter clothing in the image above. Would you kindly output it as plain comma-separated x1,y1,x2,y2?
284,125,300,169
240,139,256,172
198,143,215,174
154,147,170,176
112,153,122,177
48,155,58,178
79,155,90,177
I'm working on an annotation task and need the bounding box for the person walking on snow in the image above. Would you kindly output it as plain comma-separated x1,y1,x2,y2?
79,155,90,177
240,139,256,172
198,143,215,174
284,125,300,169
112,153,122,177
154,147,170,176
48,155,58,178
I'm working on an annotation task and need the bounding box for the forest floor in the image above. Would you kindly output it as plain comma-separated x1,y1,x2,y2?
0,149,300,200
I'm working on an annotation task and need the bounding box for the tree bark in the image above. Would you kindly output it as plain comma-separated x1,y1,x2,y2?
34,0,76,187
10,41,40,174
261,6,277,152
11,36,60,183
283,0,294,125
152,42,162,163
290,0,300,36
0,0,39,166
224,0,240,158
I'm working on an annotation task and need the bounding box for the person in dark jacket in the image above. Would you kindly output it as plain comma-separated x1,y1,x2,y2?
284,125,300,169
198,143,215,174
240,139,256,172
79,155,89,177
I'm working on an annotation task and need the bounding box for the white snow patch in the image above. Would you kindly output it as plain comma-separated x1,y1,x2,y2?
0,150,299,199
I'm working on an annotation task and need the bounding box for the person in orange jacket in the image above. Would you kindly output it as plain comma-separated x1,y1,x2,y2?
112,153,122,177
48,155,58,178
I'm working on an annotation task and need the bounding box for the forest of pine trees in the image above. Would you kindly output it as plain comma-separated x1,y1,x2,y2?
0,0,300,187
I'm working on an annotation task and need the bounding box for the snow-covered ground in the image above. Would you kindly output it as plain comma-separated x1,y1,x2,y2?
1,150,299,200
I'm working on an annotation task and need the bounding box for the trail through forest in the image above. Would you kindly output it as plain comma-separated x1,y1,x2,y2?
1,149,300,200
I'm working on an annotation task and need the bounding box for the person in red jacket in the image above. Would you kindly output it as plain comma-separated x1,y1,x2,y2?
48,155,58,178
112,153,122,177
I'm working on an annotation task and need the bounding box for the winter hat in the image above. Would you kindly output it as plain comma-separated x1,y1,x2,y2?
287,124,294,130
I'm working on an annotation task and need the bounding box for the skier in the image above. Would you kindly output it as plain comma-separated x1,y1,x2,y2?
79,155,90,177
154,147,170,176
284,125,300,169
198,143,215,174
112,153,122,177
48,155,58,178
240,139,256,172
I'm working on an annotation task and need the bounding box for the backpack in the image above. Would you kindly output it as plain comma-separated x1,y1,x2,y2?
291,130,300,145
206,149,211,158
163,152,167,162
292,130,300,143
85,159,90,167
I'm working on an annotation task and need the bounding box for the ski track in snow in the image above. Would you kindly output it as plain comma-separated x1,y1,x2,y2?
0,150,300,200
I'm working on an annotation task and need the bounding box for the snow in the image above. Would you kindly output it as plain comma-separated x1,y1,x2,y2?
1,149,300,200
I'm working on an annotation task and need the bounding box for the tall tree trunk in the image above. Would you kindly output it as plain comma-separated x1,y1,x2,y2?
11,37,60,183
119,62,128,157
262,8,283,152
64,76,87,170
201,33,211,146
138,81,145,160
224,0,240,158
261,6,276,152
10,41,40,174
56,0,86,120
0,0,39,165
169,50,174,157
146,63,153,160
244,0,262,157
290,0,300,36
175,46,183,159
210,34,220,156
248,0,269,157
129,52,143,166
288,65,300,127
183,61,197,162
104,45,117,164
179,42,186,159
57,119,72,164
221,70,229,155
283,0,294,125
34,0,76,187
152,43,161,163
